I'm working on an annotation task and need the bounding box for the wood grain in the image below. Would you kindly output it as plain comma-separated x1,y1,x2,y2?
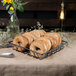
0,0,76,29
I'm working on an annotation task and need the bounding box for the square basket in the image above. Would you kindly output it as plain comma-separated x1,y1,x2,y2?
9,40,68,60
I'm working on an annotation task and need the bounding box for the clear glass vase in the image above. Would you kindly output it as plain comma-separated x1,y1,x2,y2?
7,11,20,38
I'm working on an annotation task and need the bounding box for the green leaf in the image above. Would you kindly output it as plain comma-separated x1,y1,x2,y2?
6,5,10,10
8,10,14,15
17,5,24,12
21,2,29,6
1,1,6,6
3,3,6,6
12,1,17,10
1,1,4,3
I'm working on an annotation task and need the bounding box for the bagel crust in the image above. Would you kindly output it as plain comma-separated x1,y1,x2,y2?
22,32,34,44
44,36,57,49
45,32,62,47
13,35,28,52
30,30,46,38
30,37,52,57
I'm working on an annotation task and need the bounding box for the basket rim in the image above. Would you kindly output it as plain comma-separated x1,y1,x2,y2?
9,40,68,55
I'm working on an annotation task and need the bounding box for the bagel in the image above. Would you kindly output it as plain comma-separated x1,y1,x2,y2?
29,40,45,57
30,30,46,38
30,37,52,57
22,32,34,44
30,30,41,38
30,50,44,58
13,35,28,52
36,37,51,51
45,32,62,47
44,36,57,49
38,30,46,37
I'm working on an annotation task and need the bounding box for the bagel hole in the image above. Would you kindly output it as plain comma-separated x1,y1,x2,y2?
17,41,21,44
35,46,40,51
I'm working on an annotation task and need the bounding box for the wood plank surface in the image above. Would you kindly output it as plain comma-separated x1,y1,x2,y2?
0,18,60,27
0,0,76,29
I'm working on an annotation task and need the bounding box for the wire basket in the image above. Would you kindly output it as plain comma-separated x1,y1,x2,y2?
9,40,68,60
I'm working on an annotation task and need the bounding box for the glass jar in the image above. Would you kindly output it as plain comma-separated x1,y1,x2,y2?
7,11,20,38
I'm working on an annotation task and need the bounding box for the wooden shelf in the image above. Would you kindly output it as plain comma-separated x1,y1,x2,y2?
0,18,60,27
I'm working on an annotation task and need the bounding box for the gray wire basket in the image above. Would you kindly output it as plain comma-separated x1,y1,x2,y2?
9,40,68,60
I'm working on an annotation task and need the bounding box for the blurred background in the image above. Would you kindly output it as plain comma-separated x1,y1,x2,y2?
0,0,76,31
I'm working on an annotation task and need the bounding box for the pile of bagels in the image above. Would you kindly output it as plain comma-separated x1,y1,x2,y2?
13,30,62,55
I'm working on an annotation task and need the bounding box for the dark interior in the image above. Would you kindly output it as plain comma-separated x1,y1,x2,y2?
35,46,40,51
0,0,76,31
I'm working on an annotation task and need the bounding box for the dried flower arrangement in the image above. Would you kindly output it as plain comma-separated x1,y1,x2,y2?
0,21,43,44
0,30,11,45
0,21,71,45
25,21,43,32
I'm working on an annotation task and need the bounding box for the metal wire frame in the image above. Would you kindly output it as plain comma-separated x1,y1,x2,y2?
9,40,68,60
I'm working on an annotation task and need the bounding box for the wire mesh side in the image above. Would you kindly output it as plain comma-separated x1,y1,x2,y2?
9,40,68,60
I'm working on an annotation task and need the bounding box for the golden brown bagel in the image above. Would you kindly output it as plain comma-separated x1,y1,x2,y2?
13,35,28,52
30,30,40,38
45,32,62,47
36,37,51,51
30,30,46,38
38,30,46,37
30,37,52,57
22,32,34,44
44,36,57,49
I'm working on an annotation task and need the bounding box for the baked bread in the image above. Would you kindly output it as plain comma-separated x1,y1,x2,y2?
13,35,28,52
30,30,46,39
44,36,57,49
30,37,52,57
45,32,62,47
22,32,35,44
